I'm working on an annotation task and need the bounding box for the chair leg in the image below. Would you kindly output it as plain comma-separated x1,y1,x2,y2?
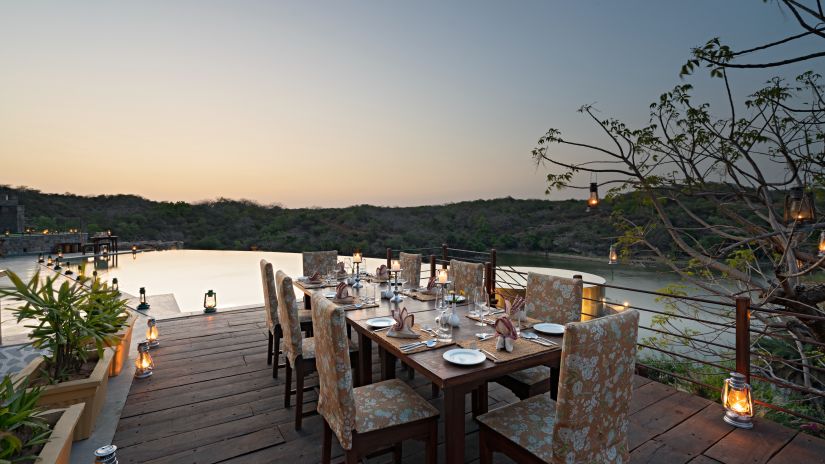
426,419,438,464
295,361,305,430
392,442,402,463
267,331,274,365
273,327,282,379
284,362,292,408
322,418,332,464
345,451,359,464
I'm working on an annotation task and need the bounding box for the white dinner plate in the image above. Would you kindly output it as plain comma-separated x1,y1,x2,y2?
533,323,565,335
442,348,486,366
365,317,395,328
444,295,467,303
323,292,336,298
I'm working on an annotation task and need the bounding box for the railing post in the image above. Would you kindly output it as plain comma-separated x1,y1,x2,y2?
441,243,448,269
490,248,497,306
429,254,436,278
386,248,392,268
735,296,751,384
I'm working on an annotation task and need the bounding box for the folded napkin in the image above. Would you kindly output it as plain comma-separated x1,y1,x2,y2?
335,282,355,303
495,317,518,352
307,271,323,284
505,296,526,322
425,276,437,292
376,264,390,280
387,307,418,339
336,261,348,278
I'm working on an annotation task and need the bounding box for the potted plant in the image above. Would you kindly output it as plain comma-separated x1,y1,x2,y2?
1,375,84,464
2,271,128,440
82,276,138,377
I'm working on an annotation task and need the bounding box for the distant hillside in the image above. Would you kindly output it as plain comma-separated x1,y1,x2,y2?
3,186,680,258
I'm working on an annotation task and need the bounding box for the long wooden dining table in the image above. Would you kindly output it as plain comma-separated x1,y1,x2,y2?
296,279,562,463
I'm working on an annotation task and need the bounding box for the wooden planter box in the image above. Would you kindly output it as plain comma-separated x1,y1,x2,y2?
13,349,115,441
107,313,139,377
33,403,85,464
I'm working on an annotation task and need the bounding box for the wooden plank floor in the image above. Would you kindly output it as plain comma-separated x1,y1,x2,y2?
113,308,825,464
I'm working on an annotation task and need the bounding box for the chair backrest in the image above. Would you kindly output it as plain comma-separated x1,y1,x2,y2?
524,272,583,324
449,259,484,297
259,259,279,329
302,250,338,277
552,309,639,463
399,252,422,287
275,270,302,366
310,292,356,450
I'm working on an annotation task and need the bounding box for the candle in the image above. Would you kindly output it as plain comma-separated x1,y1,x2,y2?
353,251,362,263
438,269,448,283
391,259,401,271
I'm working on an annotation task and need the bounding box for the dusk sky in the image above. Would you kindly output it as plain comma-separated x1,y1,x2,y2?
0,1,818,207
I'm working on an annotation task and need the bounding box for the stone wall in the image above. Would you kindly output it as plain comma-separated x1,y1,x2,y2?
0,233,87,256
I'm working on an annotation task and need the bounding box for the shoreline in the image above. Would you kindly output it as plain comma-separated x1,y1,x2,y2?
497,250,658,267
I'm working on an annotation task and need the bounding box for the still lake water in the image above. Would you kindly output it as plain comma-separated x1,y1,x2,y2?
0,250,735,350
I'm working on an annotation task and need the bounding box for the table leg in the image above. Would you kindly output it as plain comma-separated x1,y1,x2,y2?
357,332,372,387
304,294,311,310
550,366,560,400
444,386,466,463
472,382,488,418
380,348,396,380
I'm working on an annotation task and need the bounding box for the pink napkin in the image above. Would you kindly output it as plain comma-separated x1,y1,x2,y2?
426,276,436,291
335,281,351,299
495,317,518,352
376,264,390,280
505,296,526,321
307,271,322,283
387,307,418,339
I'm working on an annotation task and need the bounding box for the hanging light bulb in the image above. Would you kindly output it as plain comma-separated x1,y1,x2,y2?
134,341,154,379
608,245,618,265
587,182,599,209
722,372,754,429
146,317,159,348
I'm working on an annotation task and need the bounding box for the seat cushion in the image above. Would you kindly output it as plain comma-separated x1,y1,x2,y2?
503,366,553,386
353,379,438,434
301,337,356,361
477,392,557,462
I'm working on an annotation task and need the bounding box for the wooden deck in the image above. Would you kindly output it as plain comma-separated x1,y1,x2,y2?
113,308,825,464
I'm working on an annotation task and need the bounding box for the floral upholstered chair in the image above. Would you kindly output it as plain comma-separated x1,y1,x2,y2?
310,292,439,463
495,273,584,399
260,259,312,379
449,259,484,297
302,250,338,277
399,252,422,288
477,309,639,464
276,270,358,430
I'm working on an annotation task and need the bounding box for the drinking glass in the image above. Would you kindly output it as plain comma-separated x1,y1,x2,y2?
475,291,488,327
437,309,453,343
469,289,480,318
364,283,376,304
